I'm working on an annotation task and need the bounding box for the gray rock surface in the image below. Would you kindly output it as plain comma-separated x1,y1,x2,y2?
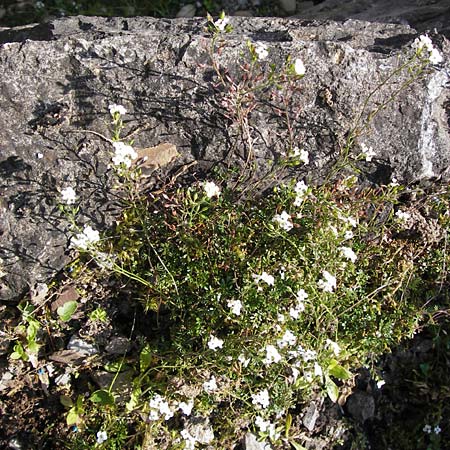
295,0,450,37
346,390,376,423
0,16,449,301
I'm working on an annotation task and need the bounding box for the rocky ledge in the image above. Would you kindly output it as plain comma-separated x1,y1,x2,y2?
0,16,449,301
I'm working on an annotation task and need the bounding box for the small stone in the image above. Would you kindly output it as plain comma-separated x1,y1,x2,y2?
279,0,296,14
244,432,267,450
302,401,320,431
105,336,129,355
67,335,98,356
346,391,375,423
185,416,215,445
176,4,197,18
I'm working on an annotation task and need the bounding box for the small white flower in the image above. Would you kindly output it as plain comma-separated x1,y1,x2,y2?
294,58,306,76
109,104,127,116
376,379,385,389
326,339,341,356
36,152,44,159
423,424,432,434
344,230,354,240
294,180,308,206
413,35,433,52
227,299,242,316
96,431,108,444
178,400,194,416
296,289,308,302
291,367,300,383
277,313,285,323
149,394,173,420
207,335,224,351
60,186,77,205
361,143,376,162
238,354,251,367
395,210,411,222
252,389,270,409
71,225,100,250
203,375,218,393
112,141,137,168
429,47,443,64
314,362,323,378
277,330,297,348
390,177,399,187
273,211,293,231
317,270,336,293
290,147,309,164
434,425,442,434
252,272,275,286
263,344,282,365
339,246,357,263
254,42,269,60
203,181,221,198
181,429,197,450
255,416,270,432
214,16,229,31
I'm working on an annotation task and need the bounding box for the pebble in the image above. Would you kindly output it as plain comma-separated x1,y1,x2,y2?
105,336,130,355
67,335,98,356
176,4,197,18
244,432,268,450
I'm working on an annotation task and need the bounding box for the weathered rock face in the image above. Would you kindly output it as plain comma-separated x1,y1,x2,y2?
294,0,450,37
0,16,449,301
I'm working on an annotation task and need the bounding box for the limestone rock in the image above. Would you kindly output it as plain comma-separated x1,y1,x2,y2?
0,16,449,301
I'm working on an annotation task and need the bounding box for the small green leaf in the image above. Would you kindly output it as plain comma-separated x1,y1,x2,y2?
140,344,152,373
57,301,78,322
60,395,73,408
104,361,129,373
327,361,351,380
90,389,115,405
325,375,339,403
285,413,293,437
66,408,81,426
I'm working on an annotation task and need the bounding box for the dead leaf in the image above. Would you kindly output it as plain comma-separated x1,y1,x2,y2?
51,285,80,312
134,143,180,176
49,350,85,365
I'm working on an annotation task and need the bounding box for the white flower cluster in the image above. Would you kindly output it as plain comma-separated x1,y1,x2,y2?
289,289,308,319
252,271,275,287
277,329,297,348
214,16,230,31
294,58,306,76
263,344,282,365
293,180,308,206
112,141,137,168
108,104,127,116
255,416,280,441
291,147,309,164
96,430,108,444
254,42,269,60
252,388,270,409
395,209,411,222
412,35,443,64
227,299,243,316
60,186,77,205
360,143,376,162
339,246,357,263
203,181,221,198
149,394,173,421
272,210,293,231
203,375,218,393
317,270,337,292
71,225,100,250
181,429,197,450
207,335,224,351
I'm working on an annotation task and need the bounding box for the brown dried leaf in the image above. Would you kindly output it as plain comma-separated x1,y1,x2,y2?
51,285,80,312
134,143,180,175
49,350,85,365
